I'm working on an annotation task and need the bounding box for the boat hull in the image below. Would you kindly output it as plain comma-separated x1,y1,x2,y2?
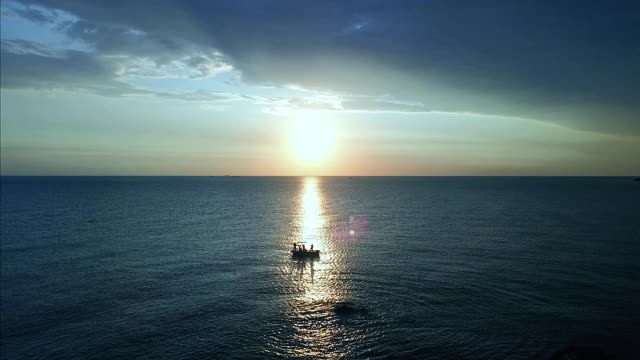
291,250,320,258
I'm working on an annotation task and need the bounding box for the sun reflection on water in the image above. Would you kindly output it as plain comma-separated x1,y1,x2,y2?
295,177,336,302
281,177,351,358
299,177,325,252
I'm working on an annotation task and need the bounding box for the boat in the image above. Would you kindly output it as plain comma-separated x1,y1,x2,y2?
291,249,320,258
290,243,320,258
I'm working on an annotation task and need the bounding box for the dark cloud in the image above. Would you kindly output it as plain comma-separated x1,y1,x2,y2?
8,0,640,134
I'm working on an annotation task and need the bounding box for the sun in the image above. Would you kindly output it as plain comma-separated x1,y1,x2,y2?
290,120,336,162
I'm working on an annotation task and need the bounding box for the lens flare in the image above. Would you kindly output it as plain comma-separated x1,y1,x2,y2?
333,215,368,242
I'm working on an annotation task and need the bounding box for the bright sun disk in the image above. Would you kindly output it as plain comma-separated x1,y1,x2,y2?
290,120,336,162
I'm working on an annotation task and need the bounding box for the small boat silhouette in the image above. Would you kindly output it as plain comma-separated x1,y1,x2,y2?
290,243,320,258
291,249,320,258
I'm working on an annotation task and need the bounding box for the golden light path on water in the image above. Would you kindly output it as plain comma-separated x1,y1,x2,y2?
282,177,353,359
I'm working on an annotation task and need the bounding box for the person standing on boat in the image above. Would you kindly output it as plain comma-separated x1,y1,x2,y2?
302,244,306,251
293,242,297,251
310,244,314,251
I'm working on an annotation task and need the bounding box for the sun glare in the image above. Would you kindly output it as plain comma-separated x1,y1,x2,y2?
290,120,336,162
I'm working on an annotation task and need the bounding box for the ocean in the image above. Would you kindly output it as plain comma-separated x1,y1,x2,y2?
1,176,639,359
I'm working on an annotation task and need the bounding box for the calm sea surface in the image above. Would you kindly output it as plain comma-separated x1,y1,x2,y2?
1,177,639,359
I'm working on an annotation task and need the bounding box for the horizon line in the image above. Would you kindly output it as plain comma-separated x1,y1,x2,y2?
1,175,638,178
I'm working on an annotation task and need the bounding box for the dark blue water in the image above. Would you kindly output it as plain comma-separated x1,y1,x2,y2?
1,177,639,359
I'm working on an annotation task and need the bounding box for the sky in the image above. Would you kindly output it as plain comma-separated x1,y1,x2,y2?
1,0,639,176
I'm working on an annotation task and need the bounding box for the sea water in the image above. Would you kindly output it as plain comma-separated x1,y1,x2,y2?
1,176,638,359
